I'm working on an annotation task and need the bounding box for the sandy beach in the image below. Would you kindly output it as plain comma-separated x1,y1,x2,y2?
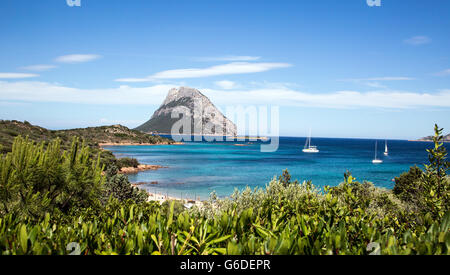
145,190,204,207
130,183,204,206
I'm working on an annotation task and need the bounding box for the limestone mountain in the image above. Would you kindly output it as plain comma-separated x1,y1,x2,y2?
135,87,237,136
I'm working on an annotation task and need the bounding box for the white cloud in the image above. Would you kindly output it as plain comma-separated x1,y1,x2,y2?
116,62,292,82
202,88,450,109
214,80,237,90
435,69,450,77
55,54,101,64
1,81,450,109
404,36,431,45
21,64,57,71
340,77,414,89
0,81,172,105
0,73,39,79
342,77,415,82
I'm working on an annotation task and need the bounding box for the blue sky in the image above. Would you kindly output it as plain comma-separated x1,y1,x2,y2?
0,0,449,139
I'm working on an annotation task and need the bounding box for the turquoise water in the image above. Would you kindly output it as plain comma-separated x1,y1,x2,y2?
105,137,446,200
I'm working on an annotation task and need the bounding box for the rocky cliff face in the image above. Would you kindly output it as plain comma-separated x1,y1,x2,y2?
135,87,237,136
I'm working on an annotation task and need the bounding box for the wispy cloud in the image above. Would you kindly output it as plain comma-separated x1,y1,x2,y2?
203,88,450,109
21,64,57,72
55,54,102,64
341,77,415,82
0,73,39,79
435,69,450,77
214,80,238,90
339,77,414,89
116,62,292,82
404,36,431,45
194,56,261,62
1,81,450,109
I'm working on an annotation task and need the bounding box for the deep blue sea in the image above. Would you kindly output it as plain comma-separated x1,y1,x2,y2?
105,137,447,200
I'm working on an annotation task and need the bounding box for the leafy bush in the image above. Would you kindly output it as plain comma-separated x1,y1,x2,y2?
393,166,423,204
393,124,450,220
117,157,140,169
0,181,448,255
102,173,148,204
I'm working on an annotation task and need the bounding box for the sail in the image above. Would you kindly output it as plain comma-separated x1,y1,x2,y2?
305,129,311,149
374,141,378,160
385,140,388,153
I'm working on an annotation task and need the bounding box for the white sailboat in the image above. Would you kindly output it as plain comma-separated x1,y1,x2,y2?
372,141,383,164
384,140,388,156
302,129,319,153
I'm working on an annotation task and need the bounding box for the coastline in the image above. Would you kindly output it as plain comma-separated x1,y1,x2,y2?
149,133,269,141
409,140,450,143
119,164,166,174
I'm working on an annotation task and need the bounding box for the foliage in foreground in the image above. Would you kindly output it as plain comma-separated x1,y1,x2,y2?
0,179,449,255
0,137,147,221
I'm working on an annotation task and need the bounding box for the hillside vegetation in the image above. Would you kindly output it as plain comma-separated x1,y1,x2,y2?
0,124,448,255
0,120,174,154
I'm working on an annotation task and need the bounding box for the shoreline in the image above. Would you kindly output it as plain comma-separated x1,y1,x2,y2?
149,133,269,141
408,140,450,143
119,164,167,174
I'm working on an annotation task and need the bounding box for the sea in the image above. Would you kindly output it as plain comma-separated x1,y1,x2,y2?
105,137,448,200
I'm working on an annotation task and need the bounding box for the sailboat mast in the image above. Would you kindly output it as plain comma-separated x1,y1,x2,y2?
375,141,378,160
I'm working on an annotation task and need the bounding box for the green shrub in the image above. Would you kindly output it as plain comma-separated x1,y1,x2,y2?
392,124,450,220
103,173,148,204
393,166,423,203
0,181,448,255
117,157,140,169
0,136,104,220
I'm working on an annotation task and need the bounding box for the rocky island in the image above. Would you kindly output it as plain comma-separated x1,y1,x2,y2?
135,87,237,136
416,133,450,142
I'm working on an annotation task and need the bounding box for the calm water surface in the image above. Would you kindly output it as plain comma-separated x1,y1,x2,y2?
105,137,446,200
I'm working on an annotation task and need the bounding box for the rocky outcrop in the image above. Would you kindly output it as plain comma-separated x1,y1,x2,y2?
135,87,237,136
118,165,166,174
417,134,450,142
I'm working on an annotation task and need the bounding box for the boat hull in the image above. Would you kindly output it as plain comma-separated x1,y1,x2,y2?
303,148,319,153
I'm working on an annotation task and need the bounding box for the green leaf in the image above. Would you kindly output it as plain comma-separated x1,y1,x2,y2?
19,225,28,254
167,201,175,230
206,234,232,246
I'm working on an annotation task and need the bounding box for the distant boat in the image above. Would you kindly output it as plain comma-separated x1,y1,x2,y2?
384,140,389,156
372,141,383,164
302,129,319,153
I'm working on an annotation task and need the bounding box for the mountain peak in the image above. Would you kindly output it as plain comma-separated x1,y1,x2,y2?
135,87,237,136
162,87,207,106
